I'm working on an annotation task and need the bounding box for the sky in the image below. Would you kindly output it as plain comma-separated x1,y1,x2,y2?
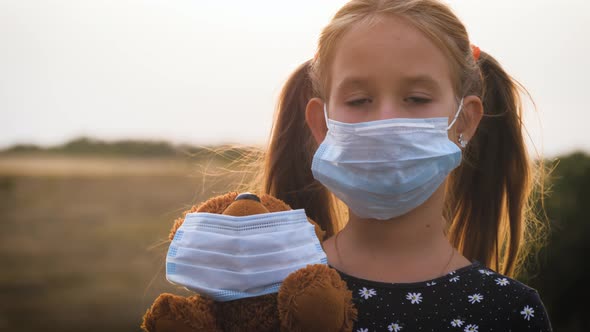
1,0,588,158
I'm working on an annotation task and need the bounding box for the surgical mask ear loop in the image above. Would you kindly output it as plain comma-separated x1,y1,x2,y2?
446,98,464,131
323,102,331,130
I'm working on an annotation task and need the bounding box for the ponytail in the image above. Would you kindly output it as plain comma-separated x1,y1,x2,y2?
445,51,543,277
261,60,338,238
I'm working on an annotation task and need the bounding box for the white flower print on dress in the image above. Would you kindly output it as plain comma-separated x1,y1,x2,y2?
478,269,493,276
495,277,510,286
450,276,460,282
359,287,376,300
464,324,479,332
356,328,368,332
450,318,464,327
406,292,423,304
388,322,402,332
521,305,535,321
468,293,483,304
426,281,437,286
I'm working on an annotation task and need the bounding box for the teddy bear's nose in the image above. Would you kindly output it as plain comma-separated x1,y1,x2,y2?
235,192,261,202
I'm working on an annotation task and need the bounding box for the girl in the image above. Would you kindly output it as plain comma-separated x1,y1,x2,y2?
261,0,552,330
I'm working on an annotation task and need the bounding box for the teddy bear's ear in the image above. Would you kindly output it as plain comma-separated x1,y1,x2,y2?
167,192,240,241
258,194,292,212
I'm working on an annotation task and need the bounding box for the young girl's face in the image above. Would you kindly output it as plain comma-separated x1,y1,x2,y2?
327,14,458,123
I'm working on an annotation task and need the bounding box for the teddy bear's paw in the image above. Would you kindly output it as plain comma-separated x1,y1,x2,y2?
141,293,222,332
277,264,357,332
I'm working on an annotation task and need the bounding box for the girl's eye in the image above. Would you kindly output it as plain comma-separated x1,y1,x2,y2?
346,98,372,106
405,96,431,104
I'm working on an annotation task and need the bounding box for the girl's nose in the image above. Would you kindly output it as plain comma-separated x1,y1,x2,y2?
375,102,404,120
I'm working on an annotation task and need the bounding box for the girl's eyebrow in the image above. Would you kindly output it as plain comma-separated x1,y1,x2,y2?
335,77,371,92
402,75,441,92
335,75,441,92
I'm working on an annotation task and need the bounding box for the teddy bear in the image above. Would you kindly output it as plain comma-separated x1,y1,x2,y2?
141,192,357,332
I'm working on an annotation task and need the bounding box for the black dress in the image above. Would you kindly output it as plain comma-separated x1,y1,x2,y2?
333,261,552,332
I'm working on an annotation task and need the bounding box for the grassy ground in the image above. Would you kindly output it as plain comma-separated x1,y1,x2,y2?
0,155,254,331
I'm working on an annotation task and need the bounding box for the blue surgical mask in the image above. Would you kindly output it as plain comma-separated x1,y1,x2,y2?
166,209,327,302
311,100,464,220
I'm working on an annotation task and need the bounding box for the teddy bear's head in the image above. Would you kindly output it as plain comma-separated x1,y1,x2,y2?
143,191,356,332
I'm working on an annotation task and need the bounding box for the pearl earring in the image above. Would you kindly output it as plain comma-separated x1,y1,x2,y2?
458,133,468,148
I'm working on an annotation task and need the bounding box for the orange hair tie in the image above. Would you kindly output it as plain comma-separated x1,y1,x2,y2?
471,44,481,61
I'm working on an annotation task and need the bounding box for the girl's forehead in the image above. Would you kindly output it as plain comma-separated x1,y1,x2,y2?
329,14,453,92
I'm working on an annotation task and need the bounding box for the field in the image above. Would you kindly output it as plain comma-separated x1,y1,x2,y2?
0,154,254,331
1,151,588,331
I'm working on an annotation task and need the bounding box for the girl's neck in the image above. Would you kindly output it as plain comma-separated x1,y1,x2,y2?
327,186,471,283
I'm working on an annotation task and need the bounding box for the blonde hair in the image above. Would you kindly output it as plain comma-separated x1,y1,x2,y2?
259,0,546,277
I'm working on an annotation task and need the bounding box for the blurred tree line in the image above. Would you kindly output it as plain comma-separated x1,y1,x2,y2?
524,152,590,331
0,136,255,160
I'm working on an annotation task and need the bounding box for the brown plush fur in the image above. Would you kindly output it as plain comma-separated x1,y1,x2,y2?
141,294,221,332
217,294,280,332
142,192,356,332
278,265,357,332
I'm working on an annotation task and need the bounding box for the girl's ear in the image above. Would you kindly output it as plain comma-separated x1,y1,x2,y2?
305,97,328,144
456,95,484,141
